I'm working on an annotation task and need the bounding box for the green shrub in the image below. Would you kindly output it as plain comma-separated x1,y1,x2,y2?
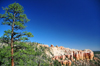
0,42,51,66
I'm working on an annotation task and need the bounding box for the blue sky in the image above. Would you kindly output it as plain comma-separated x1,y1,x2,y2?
0,0,100,51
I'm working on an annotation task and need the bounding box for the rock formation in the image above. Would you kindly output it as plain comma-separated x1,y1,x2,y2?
37,44,94,66
37,44,49,48
49,45,94,66
50,44,54,47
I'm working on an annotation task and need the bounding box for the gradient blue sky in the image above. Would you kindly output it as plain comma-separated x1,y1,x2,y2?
0,0,100,51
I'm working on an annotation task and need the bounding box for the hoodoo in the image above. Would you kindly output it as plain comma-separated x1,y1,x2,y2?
49,45,94,66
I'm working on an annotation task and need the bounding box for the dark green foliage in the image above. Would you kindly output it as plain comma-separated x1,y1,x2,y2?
0,45,11,66
0,30,11,44
0,2,33,42
53,60,61,66
90,60,93,63
0,35,10,44
0,42,50,66
13,42,37,66
71,62,74,66
41,62,50,66
94,61,98,65
94,51,100,54
0,2,29,26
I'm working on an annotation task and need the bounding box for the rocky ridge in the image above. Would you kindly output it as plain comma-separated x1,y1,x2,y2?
37,44,94,66
1,42,99,66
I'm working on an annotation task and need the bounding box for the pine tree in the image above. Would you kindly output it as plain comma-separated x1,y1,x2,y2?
0,30,11,44
0,2,33,66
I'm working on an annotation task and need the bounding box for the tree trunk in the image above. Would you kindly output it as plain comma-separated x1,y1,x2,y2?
11,13,15,66
38,60,40,66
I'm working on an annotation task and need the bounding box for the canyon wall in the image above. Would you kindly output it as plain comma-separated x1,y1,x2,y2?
37,44,94,66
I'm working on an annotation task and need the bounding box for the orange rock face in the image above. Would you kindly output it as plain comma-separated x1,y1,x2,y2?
89,52,94,60
83,52,86,60
50,44,54,47
78,52,80,59
59,46,65,49
79,51,83,60
63,60,68,65
52,57,55,60
62,55,66,60
73,51,76,58
75,53,79,60
56,59,71,66
68,60,71,66
66,54,70,59
43,45,49,47
50,46,94,66
70,55,73,61
86,53,90,59
55,56,59,60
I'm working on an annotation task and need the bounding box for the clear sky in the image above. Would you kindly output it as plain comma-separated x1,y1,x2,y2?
0,0,100,51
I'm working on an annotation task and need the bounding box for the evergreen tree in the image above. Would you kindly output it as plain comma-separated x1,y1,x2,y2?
0,30,11,44
0,2,33,66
